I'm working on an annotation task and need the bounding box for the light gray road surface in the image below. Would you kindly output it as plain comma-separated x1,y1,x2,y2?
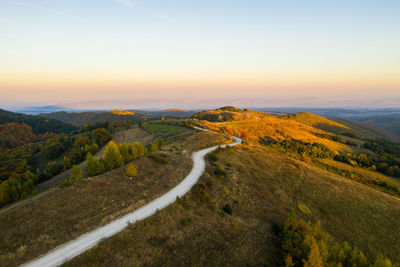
22,129,241,267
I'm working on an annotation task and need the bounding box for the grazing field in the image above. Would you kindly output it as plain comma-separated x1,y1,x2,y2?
65,144,400,266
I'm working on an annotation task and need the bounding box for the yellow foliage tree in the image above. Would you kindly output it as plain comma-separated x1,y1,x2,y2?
125,163,137,177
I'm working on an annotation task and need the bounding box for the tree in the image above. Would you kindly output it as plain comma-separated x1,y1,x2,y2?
70,165,82,181
103,141,123,171
146,143,158,154
303,238,323,267
74,136,90,148
47,161,61,176
61,165,82,187
92,128,112,147
125,163,137,177
86,153,98,177
86,153,105,177
155,138,163,151
132,142,145,159
63,156,72,171
0,181,10,206
24,170,38,184
119,144,131,164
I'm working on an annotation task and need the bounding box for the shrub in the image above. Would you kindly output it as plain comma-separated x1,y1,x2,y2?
61,165,82,187
222,204,232,215
214,165,227,177
125,163,137,177
208,153,218,162
181,218,192,225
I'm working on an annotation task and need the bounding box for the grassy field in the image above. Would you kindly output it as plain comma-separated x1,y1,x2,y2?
142,123,191,140
0,128,228,266
64,144,400,266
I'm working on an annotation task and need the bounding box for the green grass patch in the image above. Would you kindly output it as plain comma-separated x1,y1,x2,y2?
142,123,185,137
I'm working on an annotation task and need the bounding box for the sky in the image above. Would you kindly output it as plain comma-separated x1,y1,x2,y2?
0,0,399,109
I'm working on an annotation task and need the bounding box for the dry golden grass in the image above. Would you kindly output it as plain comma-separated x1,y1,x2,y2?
281,112,350,130
65,144,400,266
197,114,355,153
108,110,135,116
320,158,400,188
0,127,228,266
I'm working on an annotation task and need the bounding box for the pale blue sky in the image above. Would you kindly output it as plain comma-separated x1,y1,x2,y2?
0,0,399,108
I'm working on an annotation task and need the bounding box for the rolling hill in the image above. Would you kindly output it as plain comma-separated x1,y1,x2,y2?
40,111,149,127
354,115,400,137
1,108,400,266
331,117,400,143
281,112,400,143
0,109,77,134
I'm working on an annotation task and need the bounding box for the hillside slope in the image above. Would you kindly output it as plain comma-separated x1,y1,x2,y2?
355,115,400,137
332,117,400,142
0,109,77,134
66,143,400,266
40,111,148,127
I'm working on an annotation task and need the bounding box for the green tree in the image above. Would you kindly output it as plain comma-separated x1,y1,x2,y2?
24,170,38,184
86,153,98,177
155,138,164,151
119,144,131,164
63,156,72,171
61,165,82,187
92,128,112,147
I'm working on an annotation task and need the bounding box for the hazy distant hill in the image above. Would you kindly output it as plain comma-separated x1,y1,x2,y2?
353,115,400,137
255,107,400,119
40,111,148,127
0,109,77,134
331,117,400,143
13,105,74,115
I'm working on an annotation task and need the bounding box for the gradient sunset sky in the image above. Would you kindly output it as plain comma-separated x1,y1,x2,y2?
1,0,399,109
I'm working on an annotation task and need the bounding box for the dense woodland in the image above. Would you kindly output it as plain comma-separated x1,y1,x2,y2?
0,109,77,134
0,120,116,207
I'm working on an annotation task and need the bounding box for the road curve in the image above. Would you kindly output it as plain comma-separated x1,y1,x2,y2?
22,129,242,267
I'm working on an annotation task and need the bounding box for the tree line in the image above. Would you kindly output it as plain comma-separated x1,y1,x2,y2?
282,213,396,267
0,125,113,208
61,138,163,187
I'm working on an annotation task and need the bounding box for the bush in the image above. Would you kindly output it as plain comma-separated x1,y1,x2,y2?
125,163,137,177
60,165,82,187
214,165,227,177
208,153,218,162
222,204,232,215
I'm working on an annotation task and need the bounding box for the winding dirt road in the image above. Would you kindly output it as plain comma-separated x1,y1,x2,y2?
22,129,241,267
